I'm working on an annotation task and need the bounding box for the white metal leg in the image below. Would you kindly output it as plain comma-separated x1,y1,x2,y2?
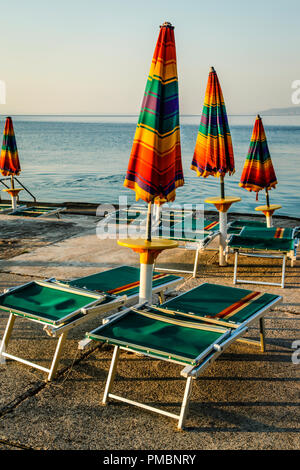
0,313,16,364
233,251,238,284
102,345,120,405
177,376,193,430
259,317,266,353
102,345,195,429
47,332,68,381
281,255,286,288
192,249,200,278
219,211,227,266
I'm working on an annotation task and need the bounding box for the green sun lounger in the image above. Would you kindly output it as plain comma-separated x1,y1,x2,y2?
153,218,222,277
59,265,183,304
82,282,281,429
0,280,126,381
228,231,297,288
0,266,183,380
8,205,65,218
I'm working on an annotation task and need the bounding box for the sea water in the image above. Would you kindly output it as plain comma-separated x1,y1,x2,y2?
1,114,299,217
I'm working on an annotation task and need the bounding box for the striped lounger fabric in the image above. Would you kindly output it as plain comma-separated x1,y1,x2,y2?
84,282,281,429
0,267,183,380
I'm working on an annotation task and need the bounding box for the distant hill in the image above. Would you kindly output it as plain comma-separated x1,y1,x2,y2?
259,106,300,116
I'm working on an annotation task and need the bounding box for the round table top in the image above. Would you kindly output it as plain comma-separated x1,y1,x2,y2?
205,196,241,204
255,204,282,211
2,188,23,194
117,238,178,251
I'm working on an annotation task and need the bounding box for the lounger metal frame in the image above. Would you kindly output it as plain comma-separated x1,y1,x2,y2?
81,290,281,429
53,264,184,305
153,230,220,277
8,206,66,219
0,267,183,381
0,280,127,381
228,233,298,288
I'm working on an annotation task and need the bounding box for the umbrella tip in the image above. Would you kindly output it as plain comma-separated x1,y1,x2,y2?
161,21,174,29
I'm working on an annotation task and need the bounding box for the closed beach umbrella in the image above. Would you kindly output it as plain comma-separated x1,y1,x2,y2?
124,21,184,241
240,115,279,226
191,66,234,199
120,22,183,303
0,117,21,178
191,67,240,265
0,117,22,209
240,114,277,203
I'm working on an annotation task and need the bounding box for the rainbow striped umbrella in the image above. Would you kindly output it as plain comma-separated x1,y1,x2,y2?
240,115,277,206
191,67,234,198
124,22,184,239
0,117,21,180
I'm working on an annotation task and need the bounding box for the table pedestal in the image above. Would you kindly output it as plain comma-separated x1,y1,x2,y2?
255,204,282,228
205,197,241,266
2,188,23,210
117,238,178,303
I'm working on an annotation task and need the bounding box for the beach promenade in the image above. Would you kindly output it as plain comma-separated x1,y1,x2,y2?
0,206,299,450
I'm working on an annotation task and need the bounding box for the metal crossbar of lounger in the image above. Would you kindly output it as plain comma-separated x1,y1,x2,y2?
82,282,281,429
8,206,66,218
0,203,27,214
228,229,298,288
153,218,221,277
0,267,183,380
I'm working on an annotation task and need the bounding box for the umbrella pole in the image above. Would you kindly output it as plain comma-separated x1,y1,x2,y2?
265,188,272,227
10,175,17,210
219,175,226,265
220,175,225,199
139,200,153,303
146,201,152,242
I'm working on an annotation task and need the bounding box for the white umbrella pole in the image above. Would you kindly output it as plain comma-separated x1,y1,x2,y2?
10,175,17,210
219,210,227,266
139,200,154,304
218,175,227,265
139,262,154,304
265,188,272,227
145,201,152,241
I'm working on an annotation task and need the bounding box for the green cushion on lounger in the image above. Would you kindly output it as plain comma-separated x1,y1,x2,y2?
228,235,295,252
157,218,218,241
240,226,294,239
68,266,180,297
106,210,143,224
0,204,12,211
87,309,226,365
229,219,266,229
0,282,104,325
163,283,279,325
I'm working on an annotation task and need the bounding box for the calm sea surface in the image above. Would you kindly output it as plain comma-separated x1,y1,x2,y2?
1,114,299,217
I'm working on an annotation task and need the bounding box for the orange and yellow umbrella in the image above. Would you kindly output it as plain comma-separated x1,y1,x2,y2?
191,67,234,198
0,117,21,178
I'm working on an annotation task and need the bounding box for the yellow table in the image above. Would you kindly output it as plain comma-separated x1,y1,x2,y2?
117,238,178,303
205,197,241,266
255,204,282,227
2,188,23,210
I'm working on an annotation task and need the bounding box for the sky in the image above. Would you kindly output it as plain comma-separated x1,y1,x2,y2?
0,0,299,115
